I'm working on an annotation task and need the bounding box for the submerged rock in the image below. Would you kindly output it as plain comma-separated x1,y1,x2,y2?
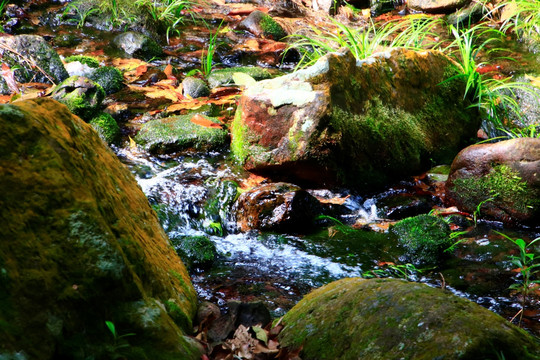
113,31,162,60
0,98,200,359
234,182,321,232
171,235,217,270
0,35,69,94
51,75,106,121
445,138,540,225
134,114,228,154
408,0,471,13
280,278,540,359
232,48,479,189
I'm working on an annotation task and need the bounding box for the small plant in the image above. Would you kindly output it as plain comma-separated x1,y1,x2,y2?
186,20,223,78
63,2,100,28
498,232,540,326
363,263,421,282
492,0,540,39
105,320,135,358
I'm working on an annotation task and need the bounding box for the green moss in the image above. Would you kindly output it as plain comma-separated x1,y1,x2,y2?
89,112,120,144
280,278,540,360
391,214,452,265
170,235,216,270
52,76,106,121
207,67,275,88
259,14,287,41
64,55,100,68
453,164,538,215
231,106,249,163
135,114,228,154
88,66,125,94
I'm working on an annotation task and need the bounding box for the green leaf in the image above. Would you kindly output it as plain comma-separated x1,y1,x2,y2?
252,325,268,345
105,321,117,338
515,238,527,250
232,72,257,87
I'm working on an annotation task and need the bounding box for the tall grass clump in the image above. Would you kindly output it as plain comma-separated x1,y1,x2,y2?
135,0,195,42
492,0,540,39
287,15,443,69
444,23,540,131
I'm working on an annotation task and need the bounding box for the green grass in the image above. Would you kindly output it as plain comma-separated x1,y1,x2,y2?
492,0,540,39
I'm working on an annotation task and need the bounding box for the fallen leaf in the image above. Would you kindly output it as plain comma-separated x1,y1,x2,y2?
252,325,268,345
525,74,540,88
1,63,19,94
316,195,350,205
135,64,148,77
239,173,267,190
190,114,222,128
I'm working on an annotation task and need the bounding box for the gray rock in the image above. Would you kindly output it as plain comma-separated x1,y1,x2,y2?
0,35,68,94
182,77,210,98
113,31,162,60
237,10,287,41
408,0,471,13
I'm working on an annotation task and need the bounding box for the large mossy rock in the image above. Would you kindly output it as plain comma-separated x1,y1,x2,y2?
232,48,479,189
445,138,540,225
134,114,228,154
280,278,540,359
0,35,69,94
0,98,200,359
51,76,106,121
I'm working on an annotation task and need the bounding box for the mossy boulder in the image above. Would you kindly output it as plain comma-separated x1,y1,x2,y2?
89,112,120,144
207,66,275,89
51,76,106,121
113,31,162,60
0,98,200,359
232,48,479,189
280,278,540,359
134,114,228,154
64,55,100,68
391,214,452,264
237,10,287,41
445,138,540,225
171,235,217,270
88,66,125,94
0,35,69,94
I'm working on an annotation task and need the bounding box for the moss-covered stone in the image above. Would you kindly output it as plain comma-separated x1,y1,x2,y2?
134,114,228,154
170,235,217,270
391,214,452,264
51,76,106,121
207,66,275,89
0,98,200,359
259,13,287,40
0,35,69,95
113,31,162,61
88,66,125,94
89,112,120,144
64,55,100,68
280,278,540,360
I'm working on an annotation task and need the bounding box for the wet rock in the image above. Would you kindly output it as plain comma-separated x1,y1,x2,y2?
171,235,217,270
134,114,228,154
0,35,69,94
0,98,200,359
506,74,540,129
408,0,471,13
280,278,540,359
182,76,210,98
196,301,221,329
445,138,540,225
446,1,487,26
235,182,321,232
64,55,100,69
53,33,82,47
237,10,287,41
113,31,162,60
312,0,340,14
89,112,120,144
370,0,395,16
88,66,125,94
232,48,479,189
51,75,106,121
379,193,437,220
391,214,452,264
208,66,275,89
64,61,96,78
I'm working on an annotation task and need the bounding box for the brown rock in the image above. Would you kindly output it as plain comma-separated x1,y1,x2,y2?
408,0,471,13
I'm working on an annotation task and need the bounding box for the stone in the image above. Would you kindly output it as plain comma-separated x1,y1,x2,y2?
408,0,471,13
182,76,210,98
88,66,125,95
89,112,120,144
237,10,287,41
170,235,217,270
207,66,275,89
445,138,540,225
0,98,200,359
51,75,106,121
134,114,228,154
0,35,69,94
446,1,488,26
391,214,452,264
280,278,540,359
234,182,321,232
232,48,479,189
370,0,395,16
113,31,162,60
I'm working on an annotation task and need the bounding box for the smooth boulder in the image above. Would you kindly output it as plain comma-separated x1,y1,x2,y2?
445,138,540,224
280,278,540,359
0,98,200,359
408,0,471,13
232,48,479,189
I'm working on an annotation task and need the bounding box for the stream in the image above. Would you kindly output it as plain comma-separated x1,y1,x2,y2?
11,0,540,337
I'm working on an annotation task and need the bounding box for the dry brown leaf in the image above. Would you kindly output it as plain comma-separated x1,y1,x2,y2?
316,194,350,205
112,58,148,71
135,64,148,77
164,64,174,78
239,173,267,190
190,114,223,129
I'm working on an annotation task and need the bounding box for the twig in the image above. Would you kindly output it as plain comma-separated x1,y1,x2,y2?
0,42,57,84
439,272,446,290
509,307,523,325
